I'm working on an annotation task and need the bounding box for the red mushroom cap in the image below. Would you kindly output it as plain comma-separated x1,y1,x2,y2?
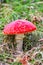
3,19,36,35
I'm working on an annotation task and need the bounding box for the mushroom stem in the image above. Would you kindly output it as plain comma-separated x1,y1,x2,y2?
15,34,25,51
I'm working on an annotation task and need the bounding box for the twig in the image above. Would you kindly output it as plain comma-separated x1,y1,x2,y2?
0,43,8,48
32,1,43,5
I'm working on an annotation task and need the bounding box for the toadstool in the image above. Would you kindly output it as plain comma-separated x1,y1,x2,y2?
3,19,36,52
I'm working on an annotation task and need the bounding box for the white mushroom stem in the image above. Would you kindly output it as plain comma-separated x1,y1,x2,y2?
15,34,25,51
